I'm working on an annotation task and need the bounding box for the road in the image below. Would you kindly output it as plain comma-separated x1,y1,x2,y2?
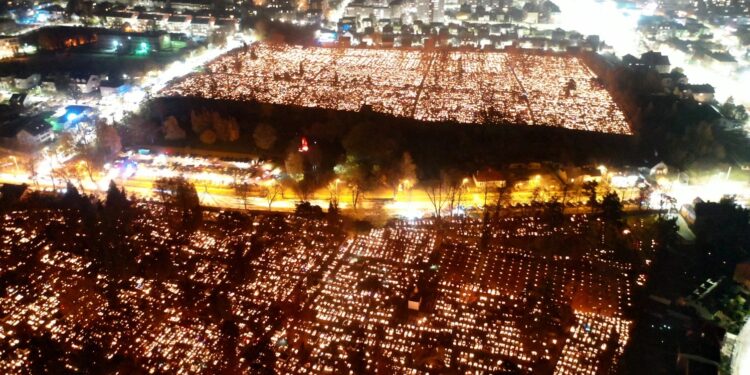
0,161,645,219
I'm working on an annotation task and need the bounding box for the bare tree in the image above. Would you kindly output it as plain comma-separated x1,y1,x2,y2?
425,179,448,219
334,156,369,212
327,178,341,206
386,152,418,199
264,181,283,210
235,182,252,210
435,169,465,218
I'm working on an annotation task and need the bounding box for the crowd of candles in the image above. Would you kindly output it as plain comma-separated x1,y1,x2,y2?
0,207,344,374
272,216,637,373
161,44,631,134
1,206,641,373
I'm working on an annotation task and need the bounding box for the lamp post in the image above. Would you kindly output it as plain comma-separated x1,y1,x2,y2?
9,155,18,175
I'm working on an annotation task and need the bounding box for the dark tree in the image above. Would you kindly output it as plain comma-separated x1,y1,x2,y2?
154,176,202,228
601,192,624,226
582,181,599,211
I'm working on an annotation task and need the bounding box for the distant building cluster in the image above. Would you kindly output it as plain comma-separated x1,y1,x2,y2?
162,44,631,134
99,10,239,38
637,12,746,70
653,0,750,17
334,0,603,50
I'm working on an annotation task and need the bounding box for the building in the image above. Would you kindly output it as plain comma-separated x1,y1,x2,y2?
190,17,215,38
0,37,20,59
559,165,604,185
167,14,193,34
164,0,212,12
473,168,505,189
13,74,40,90
0,76,13,91
8,93,28,107
679,84,716,103
407,287,421,311
136,13,170,33
625,51,672,74
70,74,103,94
102,11,140,30
640,51,671,74
650,162,669,176
215,18,240,35
0,116,54,149
40,76,57,93
16,121,53,146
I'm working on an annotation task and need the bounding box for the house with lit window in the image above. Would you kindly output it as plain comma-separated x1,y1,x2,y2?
102,11,139,30
215,18,239,36
0,37,20,59
167,14,193,34
0,115,54,149
473,168,506,189
70,74,103,94
136,13,170,32
13,74,40,90
190,17,215,38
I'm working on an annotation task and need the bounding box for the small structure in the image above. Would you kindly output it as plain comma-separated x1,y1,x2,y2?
8,93,28,107
0,116,54,148
0,76,14,91
215,18,239,35
640,51,671,74
190,17,215,38
650,162,669,176
17,122,53,146
170,0,212,12
0,37,20,59
13,73,40,90
579,166,603,183
687,84,715,104
623,51,671,74
70,74,102,94
167,14,192,34
40,76,57,93
408,287,421,311
136,13,170,32
102,10,139,30
473,167,505,189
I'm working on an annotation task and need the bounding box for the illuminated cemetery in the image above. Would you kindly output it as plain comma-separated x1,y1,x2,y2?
0,205,643,373
162,44,632,135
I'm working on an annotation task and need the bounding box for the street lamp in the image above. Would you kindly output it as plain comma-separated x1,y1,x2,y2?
9,155,18,174
401,178,413,191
